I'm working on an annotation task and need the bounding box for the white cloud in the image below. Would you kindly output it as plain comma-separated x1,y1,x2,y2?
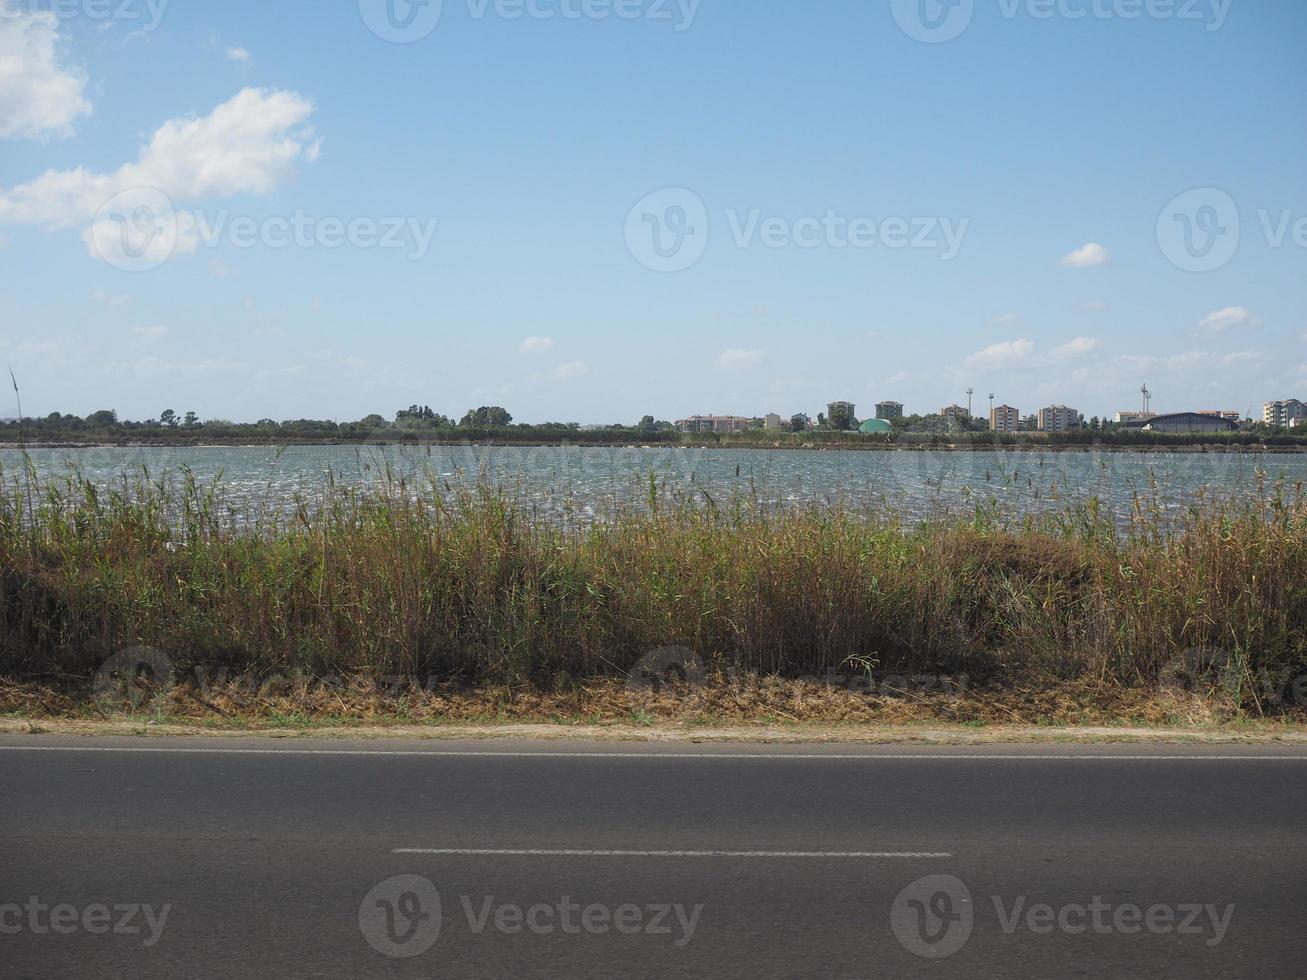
885,371,911,384
988,313,1021,327
1077,300,1108,312
226,46,252,63
519,336,555,354
1049,336,1099,359
1060,243,1112,269
130,324,169,348
1197,306,1261,333
716,348,767,370
965,338,1034,371
551,361,589,382
0,4,91,139
0,88,317,263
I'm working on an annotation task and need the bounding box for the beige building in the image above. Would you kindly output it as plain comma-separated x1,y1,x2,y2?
939,404,970,420
1115,411,1156,425
676,416,753,434
763,414,783,431
1038,405,1081,432
990,404,1020,433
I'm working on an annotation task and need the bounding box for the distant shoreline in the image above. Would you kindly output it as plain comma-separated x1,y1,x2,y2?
1,438,1303,454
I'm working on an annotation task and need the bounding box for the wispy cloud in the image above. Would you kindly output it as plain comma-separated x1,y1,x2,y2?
965,338,1035,371
91,288,130,306
1049,337,1099,359
226,46,252,63
716,348,767,370
1197,306,1261,333
551,361,589,382
130,324,168,348
519,336,555,354
988,313,1021,327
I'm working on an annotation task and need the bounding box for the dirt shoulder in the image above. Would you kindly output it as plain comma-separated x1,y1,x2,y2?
5,717,1306,745
6,675,1305,744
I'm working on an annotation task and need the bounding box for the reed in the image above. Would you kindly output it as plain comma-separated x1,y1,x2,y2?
1,467,1304,708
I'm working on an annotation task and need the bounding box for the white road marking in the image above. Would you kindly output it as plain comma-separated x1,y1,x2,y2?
393,848,953,859
0,746,1304,761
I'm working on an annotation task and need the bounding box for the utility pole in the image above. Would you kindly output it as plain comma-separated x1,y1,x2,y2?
988,393,995,420
966,387,974,417
1141,383,1151,415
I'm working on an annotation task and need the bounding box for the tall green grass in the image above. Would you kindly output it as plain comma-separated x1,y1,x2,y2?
1,467,1305,697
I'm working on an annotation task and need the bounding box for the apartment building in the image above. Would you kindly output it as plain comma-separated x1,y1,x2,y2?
1038,404,1081,432
875,400,904,421
675,416,754,434
990,404,1020,433
1263,400,1305,428
939,404,970,420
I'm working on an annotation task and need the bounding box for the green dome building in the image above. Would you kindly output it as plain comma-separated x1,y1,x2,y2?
859,418,893,435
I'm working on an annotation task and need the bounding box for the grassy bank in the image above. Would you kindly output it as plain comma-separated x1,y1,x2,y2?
1,468,1306,719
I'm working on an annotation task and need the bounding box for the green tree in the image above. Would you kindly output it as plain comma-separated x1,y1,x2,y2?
460,406,512,427
828,404,854,431
86,410,118,427
789,414,809,433
159,409,178,428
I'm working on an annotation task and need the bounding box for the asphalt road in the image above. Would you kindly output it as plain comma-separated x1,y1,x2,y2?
2,737,1305,979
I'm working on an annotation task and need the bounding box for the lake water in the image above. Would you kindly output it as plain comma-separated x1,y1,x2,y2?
2,444,1303,526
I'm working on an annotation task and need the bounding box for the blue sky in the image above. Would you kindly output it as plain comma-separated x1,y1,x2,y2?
1,0,1303,423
